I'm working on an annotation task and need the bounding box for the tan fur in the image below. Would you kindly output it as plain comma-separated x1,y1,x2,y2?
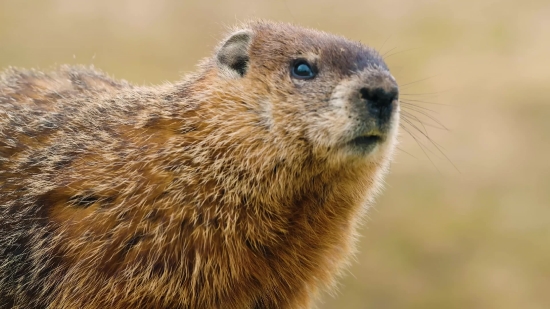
0,21,399,308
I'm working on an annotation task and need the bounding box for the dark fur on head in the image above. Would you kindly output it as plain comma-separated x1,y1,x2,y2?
0,20,399,308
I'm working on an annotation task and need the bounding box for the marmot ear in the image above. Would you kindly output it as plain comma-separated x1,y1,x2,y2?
216,30,253,78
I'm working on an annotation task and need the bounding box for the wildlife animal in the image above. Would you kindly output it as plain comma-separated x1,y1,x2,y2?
0,20,400,308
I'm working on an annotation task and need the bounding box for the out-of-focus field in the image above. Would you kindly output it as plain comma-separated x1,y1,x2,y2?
1,0,549,308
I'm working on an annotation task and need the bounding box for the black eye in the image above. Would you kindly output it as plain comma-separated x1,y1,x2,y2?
291,60,316,79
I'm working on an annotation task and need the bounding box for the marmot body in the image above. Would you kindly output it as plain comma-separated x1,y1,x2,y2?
0,21,400,308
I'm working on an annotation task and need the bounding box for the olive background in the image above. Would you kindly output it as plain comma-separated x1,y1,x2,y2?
1,1,549,308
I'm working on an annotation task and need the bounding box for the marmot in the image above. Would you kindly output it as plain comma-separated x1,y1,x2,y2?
0,20,399,309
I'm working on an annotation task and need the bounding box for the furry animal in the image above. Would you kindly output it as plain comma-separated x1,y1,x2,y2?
0,20,400,308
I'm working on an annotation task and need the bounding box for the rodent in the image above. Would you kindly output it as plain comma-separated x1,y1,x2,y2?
0,20,400,309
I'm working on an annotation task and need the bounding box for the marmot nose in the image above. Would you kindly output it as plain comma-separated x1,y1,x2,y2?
359,86,398,124
359,87,398,110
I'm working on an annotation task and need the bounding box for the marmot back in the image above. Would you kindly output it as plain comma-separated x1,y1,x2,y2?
0,21,400,309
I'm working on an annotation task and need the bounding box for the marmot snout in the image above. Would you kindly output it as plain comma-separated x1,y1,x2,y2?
0,20,399,309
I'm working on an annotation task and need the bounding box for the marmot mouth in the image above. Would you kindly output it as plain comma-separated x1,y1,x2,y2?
349,135,383,148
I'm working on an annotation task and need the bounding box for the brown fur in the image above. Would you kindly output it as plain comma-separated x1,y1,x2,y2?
0,21,399,308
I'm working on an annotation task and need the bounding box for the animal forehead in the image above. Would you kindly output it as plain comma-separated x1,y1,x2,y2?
249,22,387,74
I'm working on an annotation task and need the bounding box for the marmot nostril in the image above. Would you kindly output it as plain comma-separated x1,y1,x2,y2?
360,87,398,109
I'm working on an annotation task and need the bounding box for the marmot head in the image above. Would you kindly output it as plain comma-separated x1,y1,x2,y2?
213,20,399,167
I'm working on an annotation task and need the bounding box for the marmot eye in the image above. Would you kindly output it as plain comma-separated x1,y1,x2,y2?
291,61,316,79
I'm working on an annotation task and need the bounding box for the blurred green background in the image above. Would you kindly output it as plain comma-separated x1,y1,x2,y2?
1,0,549,308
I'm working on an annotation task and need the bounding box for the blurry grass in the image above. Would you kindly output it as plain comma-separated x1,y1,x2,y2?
1,0,549,308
